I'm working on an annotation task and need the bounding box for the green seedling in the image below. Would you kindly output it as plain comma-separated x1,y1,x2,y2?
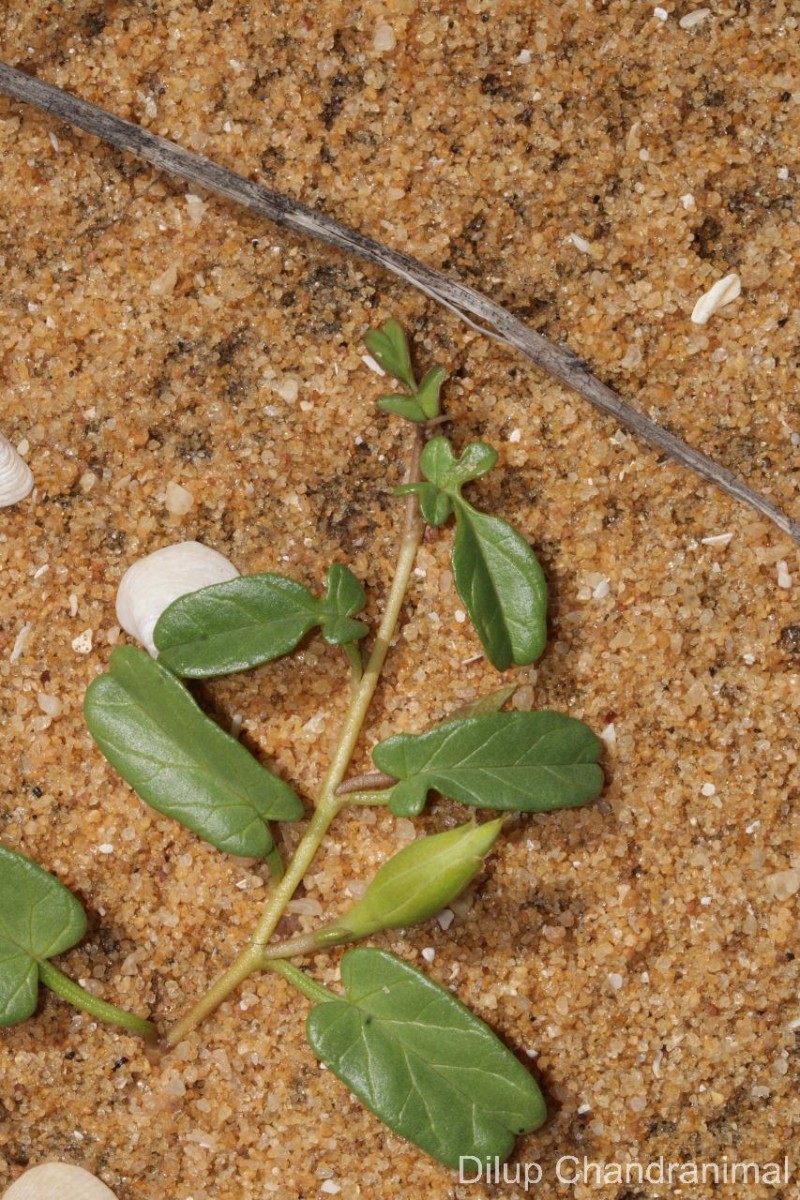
3,321,604,1171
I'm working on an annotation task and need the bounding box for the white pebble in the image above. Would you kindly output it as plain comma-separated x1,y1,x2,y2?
600,722,616,747
36,693,62,718
508,428,522,443
776,560,792,589
690,272,741,324
680,193,697,211
592,578,611,599
165,481,194,516
454,609,466,624
185,193,207,224
700,782,716,797
765,868,800,901
273,377,299,403
98,843,114,855
516,49,532,64
436,907,455,931
320,1182,341,1196
373,22,396,52
421,947,436,963
2,1163,120,1199
653,6,668,19
607,972,624,990
150,262,178,296
777,166,790,180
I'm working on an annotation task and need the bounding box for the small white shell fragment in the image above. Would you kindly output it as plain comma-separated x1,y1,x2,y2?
776,560,792,589
679,8,710,28
361,353,385,376
700,532,734,546
150,262,178,296
0,432,34,507
71,630,94,655
185,193,207,224
164,480,194,516
10,622,32,663
653,6,668,20
567,231,592,254
690,272,741,324
116,541,239,656
2,1162,120,1199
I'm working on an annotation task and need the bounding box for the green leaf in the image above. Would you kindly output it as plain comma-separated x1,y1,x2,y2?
0,844,87,1027
153,567,366,678
84,646,303,857
364,319,417,390
420,436,498,495
414,365,447,419
452,499,547,670
306,947,546,1169
415,436,547,668
377,395,429,423
447,683,518,720
394,482,453,526
372,711,603,817
318,563,369,645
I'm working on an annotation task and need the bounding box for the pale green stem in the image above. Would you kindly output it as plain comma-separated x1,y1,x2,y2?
164,430,425,1049
260,924,349,962
266,958,336,1005
342,790,393,806
38,960,157,1043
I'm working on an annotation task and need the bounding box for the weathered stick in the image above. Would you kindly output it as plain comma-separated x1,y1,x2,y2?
1,60,797,543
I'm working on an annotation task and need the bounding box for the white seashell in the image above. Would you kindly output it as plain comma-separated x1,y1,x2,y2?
116,540,240,656
0,432,34,507
690,272,741,325
2,1162,119,1199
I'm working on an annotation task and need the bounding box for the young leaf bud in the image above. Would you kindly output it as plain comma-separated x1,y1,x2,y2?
326,818,503,940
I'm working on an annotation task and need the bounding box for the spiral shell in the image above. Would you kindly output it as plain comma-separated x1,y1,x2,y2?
0,432,34,507
116,540,240,656
2,1162,119,1199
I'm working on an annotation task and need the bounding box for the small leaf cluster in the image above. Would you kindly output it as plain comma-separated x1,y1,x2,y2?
2,321,606,1173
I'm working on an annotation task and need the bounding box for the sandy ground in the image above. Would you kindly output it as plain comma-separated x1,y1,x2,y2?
0,2,797,1198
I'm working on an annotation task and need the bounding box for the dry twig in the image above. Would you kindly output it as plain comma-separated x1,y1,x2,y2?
0,61,797,543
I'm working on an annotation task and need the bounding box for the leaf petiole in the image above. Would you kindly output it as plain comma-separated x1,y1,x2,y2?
38,960,157,1043
266,959,337,1006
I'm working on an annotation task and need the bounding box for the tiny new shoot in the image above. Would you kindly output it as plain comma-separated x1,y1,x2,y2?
6,320,605,1171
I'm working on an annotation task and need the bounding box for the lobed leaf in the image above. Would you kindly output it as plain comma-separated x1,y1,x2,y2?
0,844,87,1027
318,563,369,645
153,566,366,678
364,319,416,390
306,948,546,1169
372,710,604,817
420,436,498,494
452,500,547,670
84,646,303,857
414,365,447,419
